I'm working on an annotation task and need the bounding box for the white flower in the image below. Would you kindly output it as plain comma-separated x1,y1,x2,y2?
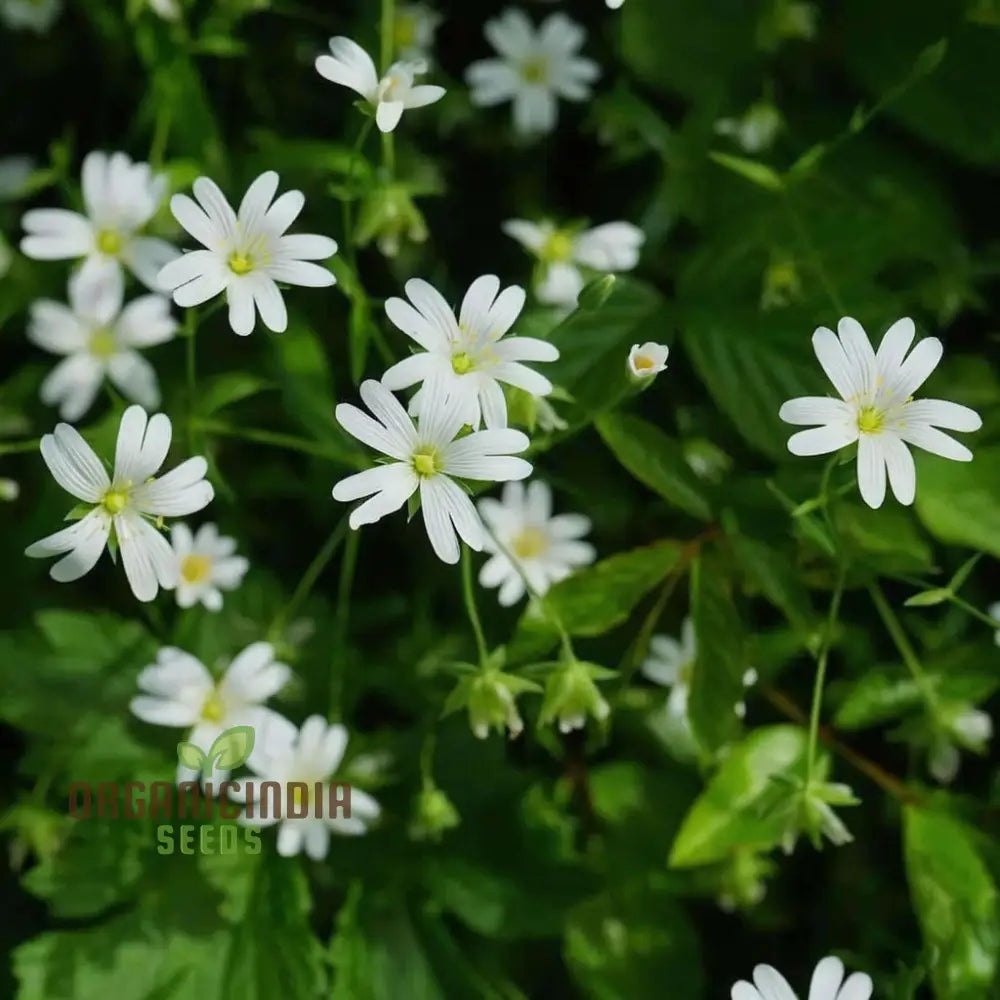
0,155,34,200
130,642,291,783
20,151,178,291
238,714,381,859
25,405,213,601
466,10,599,136
28,265,177,421
476,480,595,606
381,275,559,429
627,342,669,379
607,0,625,8
148,0,180,20
0,0,60,32
989,600,1000,646
171,522,249,611
394,4,442,63
714,102,783,154
928,705,993,784
642,617,696,723
0,478,18,501
779,317,982,509
332,379,532,564
731,955,873,1000
503,218,643,307
315,36,446,133
158,171,337,336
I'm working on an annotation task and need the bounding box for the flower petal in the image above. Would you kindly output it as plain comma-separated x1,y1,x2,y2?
132,457,213,517
808,956,845,1000
114,406,171,483
786,424,858,456
40,423,110,501
882,434,916,506
856,434,887,509
115,510,178,601
779,396,853,427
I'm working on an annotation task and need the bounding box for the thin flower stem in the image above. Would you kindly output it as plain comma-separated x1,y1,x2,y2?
947,593,1000,631
869,581,938,709
0,439,40,457
380,0,396,178
269,516,348,641
460,544,490,668
805,565,845,783
342,118,374,264
330,528,361,720
784,194,847,316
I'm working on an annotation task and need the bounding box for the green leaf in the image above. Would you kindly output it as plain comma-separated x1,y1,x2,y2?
510,541,685,660
687,553,748,752
176,741,208,771
833,669,926,730
904,587,952,607
837,501,935,575
904,806,1000,999
669,725,809,867
595,413,713,520
728,532,814,635
709,152,785,191
207,724,256,770
196,372,272,417
271,318,339,439
914,448,1000,558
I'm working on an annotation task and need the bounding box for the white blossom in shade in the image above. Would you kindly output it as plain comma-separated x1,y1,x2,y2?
171,522,249,612
381,275,559,430
627,342,669,379
503,218,644,307
394,4,442,63
20,151,177,291
476,480,595,606
642,617,696,724
24,405,213,601
731,955,873,1000
714,102,783,154
778,317,982,509
28,265,177,422
928,704,993,785
0,478,18,501
0,0,60,32
606,0,624,8
148,0,180,19
989,600,1000,646
315,37,446,133
158,171,337,336
465,10,600,136
0,156,34,200
237,714,381,859
130,642,292,784
332,379,532,564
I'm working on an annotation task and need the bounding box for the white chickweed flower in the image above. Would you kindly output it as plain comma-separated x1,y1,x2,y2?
148,0,180,20
0,0,61,32
25,405,213,601
130,642,291,783
381,275,559,429
29,264,177,422
779,317,982,509
21,151,178,291
627,342,669,379
0,478,18,501
503,219,643,307
643,617,697,724
928,704,993,785
332,379,532,564
159,171,337,336
171,522,249,612
714,102,783,154
315,36,446,133
606,0,625,8
731,954,873,1000
394,4,442,63
476,480,595,606
238,715,381,859
466,10,599,136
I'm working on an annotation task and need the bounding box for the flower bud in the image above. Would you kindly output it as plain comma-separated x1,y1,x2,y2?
355,185,428,258
408,784,460,841
539,660,612,734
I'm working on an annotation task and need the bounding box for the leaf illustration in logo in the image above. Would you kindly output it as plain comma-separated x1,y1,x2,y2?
177,741,208,771
208,724,255,770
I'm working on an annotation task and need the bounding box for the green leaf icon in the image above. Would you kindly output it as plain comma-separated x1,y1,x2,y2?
207,725,255,770
176,741,207,771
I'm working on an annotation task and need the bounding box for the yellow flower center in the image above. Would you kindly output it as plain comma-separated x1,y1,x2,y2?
102,488,129,514
413,448,440,477
521,57,549,84
857,406,884,435
511,526,548,559
201,690,226,722
180,553,213,584
541,230,574,263
228,252,254,275
451,351,475,375
89,327,116,360
96,229,123,256
633,354,656,373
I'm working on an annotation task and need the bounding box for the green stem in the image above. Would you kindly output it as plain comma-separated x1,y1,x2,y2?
420,731,436,789
380,0,396,178
342,118,374,265
330,529,361,719
948,594,1000,631
381,131,396,179
460,544,490,668
784,194,847,316
185,310,198,453
269,517,348,640
0,439,40,457
869,582,937,708
149,102,173,168
193,418,364,467
805,566,845,783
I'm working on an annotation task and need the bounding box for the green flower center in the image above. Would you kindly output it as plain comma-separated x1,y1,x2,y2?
228,252,254,275
89,328,116,360
96,229,123,256
857,406,884,435
201,690,226,722
181,554,213,584
521,58,548,84
512,526,547,559
541,230,574,263
101,488,129,514
451,351,476,375
413,447,440,478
